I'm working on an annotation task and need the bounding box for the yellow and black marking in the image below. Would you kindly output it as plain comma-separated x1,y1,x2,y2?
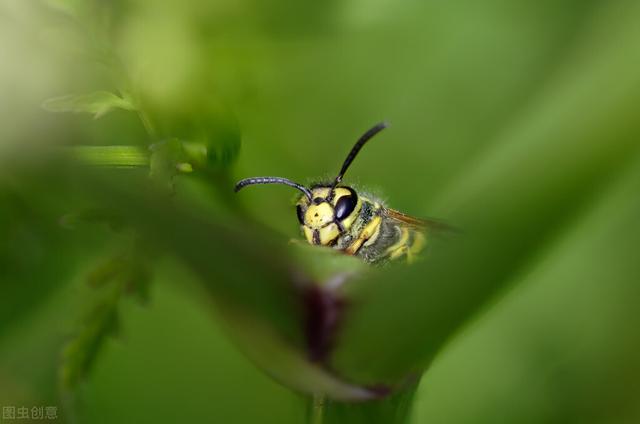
294,187,427,264
235,122,439,264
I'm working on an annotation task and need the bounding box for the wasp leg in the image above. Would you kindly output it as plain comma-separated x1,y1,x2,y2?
345,216,382,256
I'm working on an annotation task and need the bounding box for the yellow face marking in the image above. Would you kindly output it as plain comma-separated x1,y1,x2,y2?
329,187,352,200
302,219,340,246
297,186,363,247
318,223,340,245
303,226,315,244
304,202,334,228
345,215,382,255
310,187,331,199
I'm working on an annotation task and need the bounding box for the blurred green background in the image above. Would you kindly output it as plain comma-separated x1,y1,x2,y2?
1,0,640,423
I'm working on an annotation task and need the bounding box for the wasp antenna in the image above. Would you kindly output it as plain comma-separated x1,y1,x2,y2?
235,176,313,201
332,122,388,188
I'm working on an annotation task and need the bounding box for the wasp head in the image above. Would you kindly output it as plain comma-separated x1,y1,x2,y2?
234,122,387,247
296,186,360,246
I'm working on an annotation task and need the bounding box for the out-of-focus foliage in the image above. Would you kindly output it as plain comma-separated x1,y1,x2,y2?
42,91,136,119
413,160,640,423
1,0,639,423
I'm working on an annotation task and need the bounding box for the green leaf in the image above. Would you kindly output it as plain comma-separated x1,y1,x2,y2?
0,187,90,337
146,98,241,171
148,136,241,189
60,283,122,390
42,92,136,119
414,158,640,424
149,139,186,186
62,146,149,168
308,383,419,424
85,252,153,304
329,7,640,386
85,256,127,288
40,165,380,401
71,169,304,345
217,306,381,402
61,244,154,390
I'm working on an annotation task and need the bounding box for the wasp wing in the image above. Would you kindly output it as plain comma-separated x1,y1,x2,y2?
384,208,427,228
384,207,457,234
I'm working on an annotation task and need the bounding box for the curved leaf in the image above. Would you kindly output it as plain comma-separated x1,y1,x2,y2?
42,92,136,119
330,7,640,385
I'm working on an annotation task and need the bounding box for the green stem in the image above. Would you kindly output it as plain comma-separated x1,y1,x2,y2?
309,394,326,424
62,146,149,168
137,109,157,139
306,382,419,424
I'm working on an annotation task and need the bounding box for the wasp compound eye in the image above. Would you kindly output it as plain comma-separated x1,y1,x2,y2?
335,193,357,221
296,205,305,225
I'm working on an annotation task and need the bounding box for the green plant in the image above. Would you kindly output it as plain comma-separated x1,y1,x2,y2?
2,1,640,423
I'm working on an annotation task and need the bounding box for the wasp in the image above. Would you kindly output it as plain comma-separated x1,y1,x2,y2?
235,122,442,264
